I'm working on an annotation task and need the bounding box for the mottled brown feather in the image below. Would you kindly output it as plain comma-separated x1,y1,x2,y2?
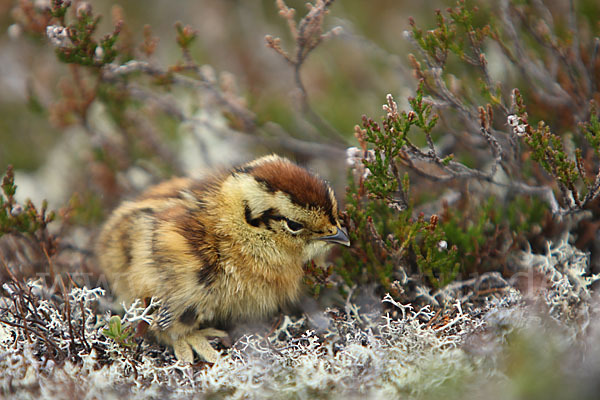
179,306,198,326
118,216,133,266
175,210,221,287
137,177,192,200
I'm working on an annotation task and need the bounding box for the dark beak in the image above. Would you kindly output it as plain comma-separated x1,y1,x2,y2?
317,226,350,247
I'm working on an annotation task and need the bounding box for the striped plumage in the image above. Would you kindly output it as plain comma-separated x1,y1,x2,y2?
96,155,349,362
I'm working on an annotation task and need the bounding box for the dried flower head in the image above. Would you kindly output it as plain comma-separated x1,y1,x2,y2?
383,93,399,120
76,2,92,17
437,240,448,252
94,46,104,62
46,25,70,48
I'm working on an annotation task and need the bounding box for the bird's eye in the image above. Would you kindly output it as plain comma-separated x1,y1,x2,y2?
284,219,304,232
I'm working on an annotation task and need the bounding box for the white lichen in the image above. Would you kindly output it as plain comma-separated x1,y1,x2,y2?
0,237,599,398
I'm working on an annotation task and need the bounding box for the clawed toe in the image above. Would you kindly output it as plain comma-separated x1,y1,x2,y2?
198,328,228,338
173,338,195,363
173,331,222,363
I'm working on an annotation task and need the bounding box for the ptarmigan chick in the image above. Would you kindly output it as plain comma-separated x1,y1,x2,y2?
96,155,349,362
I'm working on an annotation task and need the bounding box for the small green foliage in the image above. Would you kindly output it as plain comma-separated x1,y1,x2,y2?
443,199,500,264
580,102,600,159
97,27,121,65
410,9,458,66
409,1,492,89
56,13,100,66
360,115,401,199
439,197,544,275
1,167,16,198
412,214,461,288
408,83,440,133
51,2,121,67
0,166,55,237
50,0,70,22
441,154,454,165
359,82,439,203
102,315,136,348
340,174,461,290
175,22,197,51
512,89,600,207
303,261,334,298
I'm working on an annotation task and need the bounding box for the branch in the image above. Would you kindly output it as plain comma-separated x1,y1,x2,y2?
115,75,346,161
266,0,348,144
101,61,257,133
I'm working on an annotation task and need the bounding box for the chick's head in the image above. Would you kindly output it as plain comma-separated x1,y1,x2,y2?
218,155,349,263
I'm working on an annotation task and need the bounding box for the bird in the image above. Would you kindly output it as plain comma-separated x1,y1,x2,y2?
95,154,350,363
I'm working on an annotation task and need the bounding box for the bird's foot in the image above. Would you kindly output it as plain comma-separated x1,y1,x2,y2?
173,328,228,363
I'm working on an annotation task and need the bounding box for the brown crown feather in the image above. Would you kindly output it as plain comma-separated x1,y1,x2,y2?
243,159,336,224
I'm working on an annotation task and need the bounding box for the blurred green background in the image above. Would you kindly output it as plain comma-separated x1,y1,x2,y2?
0,0,445,173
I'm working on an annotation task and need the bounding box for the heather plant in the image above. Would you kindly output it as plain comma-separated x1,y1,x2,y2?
0,165,55,238
0,166,59,283
10,0,251,216
401,1,600,215
338,0,600,299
